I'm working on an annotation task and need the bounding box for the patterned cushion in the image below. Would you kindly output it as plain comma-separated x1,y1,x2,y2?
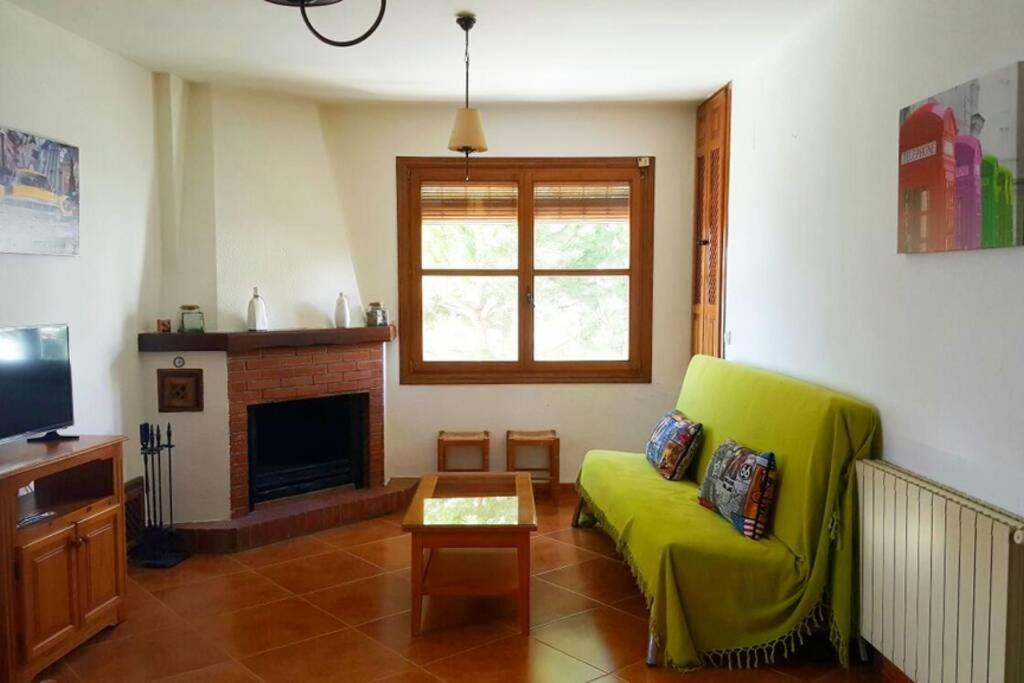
644,411,703,481
698,439,779,540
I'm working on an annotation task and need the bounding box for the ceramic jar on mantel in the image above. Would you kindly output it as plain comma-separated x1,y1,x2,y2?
247,287,269,331
334,292,351,328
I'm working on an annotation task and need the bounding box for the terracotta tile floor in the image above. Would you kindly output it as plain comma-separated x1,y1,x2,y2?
37,493,886,682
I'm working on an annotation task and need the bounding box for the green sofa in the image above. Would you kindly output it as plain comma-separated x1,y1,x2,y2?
574,355,879,671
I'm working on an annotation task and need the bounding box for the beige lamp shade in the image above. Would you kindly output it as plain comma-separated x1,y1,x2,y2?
448,107,488,153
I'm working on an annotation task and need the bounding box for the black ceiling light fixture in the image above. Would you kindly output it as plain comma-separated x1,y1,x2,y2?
266,0,386,48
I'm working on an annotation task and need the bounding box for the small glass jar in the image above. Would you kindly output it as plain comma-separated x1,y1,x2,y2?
364,302,389,327
178,305,205,333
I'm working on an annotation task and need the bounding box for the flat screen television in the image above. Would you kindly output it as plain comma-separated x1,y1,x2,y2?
0,324,75,443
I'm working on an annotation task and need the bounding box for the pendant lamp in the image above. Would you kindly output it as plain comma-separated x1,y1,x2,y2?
448,12,487,180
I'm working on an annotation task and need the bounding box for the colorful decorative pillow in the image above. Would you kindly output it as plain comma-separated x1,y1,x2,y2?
644,411,703,481
698,439,778,540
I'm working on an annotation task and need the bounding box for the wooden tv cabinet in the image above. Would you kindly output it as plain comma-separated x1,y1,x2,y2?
0,436,127,682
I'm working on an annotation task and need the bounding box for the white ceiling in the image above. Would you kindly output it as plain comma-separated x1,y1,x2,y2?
10,0,820,103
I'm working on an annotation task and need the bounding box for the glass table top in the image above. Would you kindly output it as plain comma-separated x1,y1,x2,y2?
422,496,518,525
403,473,537,529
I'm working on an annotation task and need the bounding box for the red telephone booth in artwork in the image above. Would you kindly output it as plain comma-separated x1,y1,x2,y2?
899,102,958,253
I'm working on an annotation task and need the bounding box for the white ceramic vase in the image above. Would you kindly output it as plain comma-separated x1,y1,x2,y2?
247,287,269,331
334,292,351,328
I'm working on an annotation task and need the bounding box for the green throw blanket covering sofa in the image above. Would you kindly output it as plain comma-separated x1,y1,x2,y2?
576,356,879,671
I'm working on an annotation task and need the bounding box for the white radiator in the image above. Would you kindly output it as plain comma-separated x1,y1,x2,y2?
857,460,1024,683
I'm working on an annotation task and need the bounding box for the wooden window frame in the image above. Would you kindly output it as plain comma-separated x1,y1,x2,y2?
397,156,654,385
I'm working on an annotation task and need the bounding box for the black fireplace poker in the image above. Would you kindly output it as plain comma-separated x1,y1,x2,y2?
132,421,187,569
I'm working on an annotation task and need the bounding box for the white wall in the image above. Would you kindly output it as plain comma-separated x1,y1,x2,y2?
321,102,696,482
726,0,1024,516
210,86,363,331
155,77,219,327
139,353,229,523
0,0,160,470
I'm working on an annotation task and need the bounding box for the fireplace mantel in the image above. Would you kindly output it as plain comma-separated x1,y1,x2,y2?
138,325,396,353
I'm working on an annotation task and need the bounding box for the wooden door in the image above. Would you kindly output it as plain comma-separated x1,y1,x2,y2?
691,85,731,358
75,505,122,626
17,525,78,663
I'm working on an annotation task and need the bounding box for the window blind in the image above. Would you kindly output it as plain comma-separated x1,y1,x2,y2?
534,183,630,221
420,183,518,221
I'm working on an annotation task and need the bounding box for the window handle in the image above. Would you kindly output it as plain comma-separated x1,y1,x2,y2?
525,288,535,307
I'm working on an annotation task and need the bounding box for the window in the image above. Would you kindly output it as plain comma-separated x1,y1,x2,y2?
397,157,654,384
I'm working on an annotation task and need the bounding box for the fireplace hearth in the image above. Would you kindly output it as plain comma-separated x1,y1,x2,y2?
248,392,369,507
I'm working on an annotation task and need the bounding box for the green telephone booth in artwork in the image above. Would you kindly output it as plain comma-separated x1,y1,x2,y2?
981,155,1000,247
997,166,1015,246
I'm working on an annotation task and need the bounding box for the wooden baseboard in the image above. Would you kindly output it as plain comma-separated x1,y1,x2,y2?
534,482,577,498
877,656,912,683
861,642,912,683
391,476,576,499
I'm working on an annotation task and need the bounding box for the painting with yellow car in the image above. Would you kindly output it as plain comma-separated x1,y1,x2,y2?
0,126,79,255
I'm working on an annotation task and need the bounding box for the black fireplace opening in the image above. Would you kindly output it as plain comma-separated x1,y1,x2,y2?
248,392,368,507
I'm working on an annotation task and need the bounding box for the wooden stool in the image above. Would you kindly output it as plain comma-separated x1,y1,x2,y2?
437,431,490,472
506,430,560,501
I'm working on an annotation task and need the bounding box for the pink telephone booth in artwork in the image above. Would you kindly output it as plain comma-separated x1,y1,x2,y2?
899,102,958,253
954,135,982,250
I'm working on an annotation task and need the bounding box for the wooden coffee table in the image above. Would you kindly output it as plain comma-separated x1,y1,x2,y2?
402,472,537,635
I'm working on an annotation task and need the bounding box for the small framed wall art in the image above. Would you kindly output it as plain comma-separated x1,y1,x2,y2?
157,369,204,413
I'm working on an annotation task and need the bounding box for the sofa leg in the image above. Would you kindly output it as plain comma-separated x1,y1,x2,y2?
571,497,587,528
646,634,658,667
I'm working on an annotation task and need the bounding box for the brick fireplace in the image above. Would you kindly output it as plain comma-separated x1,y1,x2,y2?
138,326,415,552
227,342,384,517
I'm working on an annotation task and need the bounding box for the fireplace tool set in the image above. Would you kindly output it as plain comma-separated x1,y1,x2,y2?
132,422,187,568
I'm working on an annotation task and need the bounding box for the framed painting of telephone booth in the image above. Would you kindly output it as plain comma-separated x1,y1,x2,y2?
898,62,1023,254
